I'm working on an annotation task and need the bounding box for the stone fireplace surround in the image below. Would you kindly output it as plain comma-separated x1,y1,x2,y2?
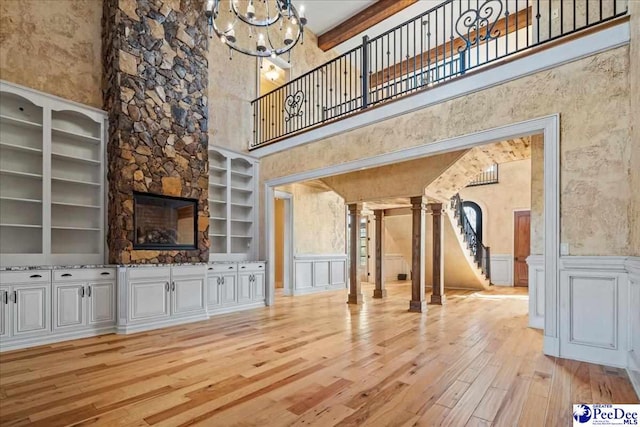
102,0,210,264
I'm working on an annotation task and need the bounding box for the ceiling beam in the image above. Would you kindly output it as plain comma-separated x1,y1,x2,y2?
317,0,419,52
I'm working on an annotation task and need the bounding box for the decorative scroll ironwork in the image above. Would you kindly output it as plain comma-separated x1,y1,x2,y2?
251,0,628,149
451,194,491,281
456,0,504,51
284,90,304,123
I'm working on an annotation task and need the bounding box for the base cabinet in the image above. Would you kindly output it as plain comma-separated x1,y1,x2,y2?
53,284,85,332
207,262,265,314
118,265,208,334
129,280,171,322
89,281,116,325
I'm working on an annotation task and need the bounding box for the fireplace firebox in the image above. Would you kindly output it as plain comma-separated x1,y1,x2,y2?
133,192,198,250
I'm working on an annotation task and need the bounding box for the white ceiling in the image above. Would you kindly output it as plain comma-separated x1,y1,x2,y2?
301,0,376,36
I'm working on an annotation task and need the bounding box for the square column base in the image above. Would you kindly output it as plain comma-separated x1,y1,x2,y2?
429,294,446,305
347,293,363,305
373,289,387,299
408,300,427,313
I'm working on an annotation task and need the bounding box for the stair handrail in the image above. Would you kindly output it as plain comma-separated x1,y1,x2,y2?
450,194,491,282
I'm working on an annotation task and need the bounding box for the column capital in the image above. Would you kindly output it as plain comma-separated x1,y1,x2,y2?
373,209,385,220
426,202,444,215
347,203,363,214
410,195,426,210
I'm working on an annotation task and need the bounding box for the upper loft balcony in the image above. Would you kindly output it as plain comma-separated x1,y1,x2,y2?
249,0,629,152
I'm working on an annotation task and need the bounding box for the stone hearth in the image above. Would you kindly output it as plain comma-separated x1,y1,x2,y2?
102,0,209,264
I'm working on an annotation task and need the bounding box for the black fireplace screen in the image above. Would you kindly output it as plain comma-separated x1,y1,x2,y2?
133,192,198,250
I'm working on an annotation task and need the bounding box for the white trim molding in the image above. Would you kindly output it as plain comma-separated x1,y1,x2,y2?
490,254,513,286
527,255,545,329
292,254,347,296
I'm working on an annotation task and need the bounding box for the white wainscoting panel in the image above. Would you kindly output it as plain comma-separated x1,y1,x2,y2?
527,255,544,329
490,255,512,286
626,257,640,398
559,257,629,368
293,255,347,296
384,254,409,281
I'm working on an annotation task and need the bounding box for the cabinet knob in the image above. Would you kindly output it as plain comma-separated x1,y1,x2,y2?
2,291,7,305
87,286,92,297
229,266,234,270
165,282,170,292
29,274,42,278
80,287,85,298
12,290,17,304
100,272,110,276
61,273,72,277
171,282,176,291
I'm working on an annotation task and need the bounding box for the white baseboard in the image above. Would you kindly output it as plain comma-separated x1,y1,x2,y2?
116,313,209,334
0,326,116,352
208,302,266,316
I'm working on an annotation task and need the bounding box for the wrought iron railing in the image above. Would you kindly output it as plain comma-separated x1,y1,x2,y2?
250,0,628,149
467,164,499,187
451,193,491,281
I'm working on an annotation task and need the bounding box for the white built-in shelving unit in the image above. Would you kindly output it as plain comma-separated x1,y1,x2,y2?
0,81,107,266
208,147,259,261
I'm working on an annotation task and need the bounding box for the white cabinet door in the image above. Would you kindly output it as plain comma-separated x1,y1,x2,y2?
172,278,205,316
13,284,50,337
237,273,252,304
220,274,237,305
53,283,85,332
88,281,115,326
129,280,170,322
0,287,10,339
207,275,221,309
252,272,265,302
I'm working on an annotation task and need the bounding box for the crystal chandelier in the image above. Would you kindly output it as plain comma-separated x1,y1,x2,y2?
204,0,307,61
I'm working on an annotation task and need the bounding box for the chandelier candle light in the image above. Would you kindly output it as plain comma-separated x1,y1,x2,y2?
204,0,306,61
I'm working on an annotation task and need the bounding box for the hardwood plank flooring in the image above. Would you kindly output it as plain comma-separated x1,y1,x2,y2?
0,283,637,426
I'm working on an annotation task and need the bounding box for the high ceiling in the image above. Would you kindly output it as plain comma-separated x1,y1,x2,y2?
301,1,376,36
302,0,445,53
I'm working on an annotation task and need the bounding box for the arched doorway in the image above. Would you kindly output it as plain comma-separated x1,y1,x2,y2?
462,201,483,244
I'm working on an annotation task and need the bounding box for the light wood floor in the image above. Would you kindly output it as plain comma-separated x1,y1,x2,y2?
0,283,637,427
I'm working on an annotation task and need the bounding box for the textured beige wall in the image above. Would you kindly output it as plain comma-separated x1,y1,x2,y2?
0,0,103,107
530,135,545,255
384,213,484,289
280,183,346,255
321,150,467,202
261,46,632,257
208,29,336,153
458,159,532,255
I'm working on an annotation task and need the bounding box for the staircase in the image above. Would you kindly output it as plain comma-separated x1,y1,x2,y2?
449,194,491,284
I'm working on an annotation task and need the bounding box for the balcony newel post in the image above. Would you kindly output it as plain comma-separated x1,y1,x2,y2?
361,35,370,109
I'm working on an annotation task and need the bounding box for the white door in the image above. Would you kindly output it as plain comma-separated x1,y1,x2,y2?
88,281,116,326
172,278,205,316
207,275,221,309
53,283,86,332
220,274,237,305
0,287,10,339
252,273,265,302
129,280,170,322
13,284,50,337
237,273,252,304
